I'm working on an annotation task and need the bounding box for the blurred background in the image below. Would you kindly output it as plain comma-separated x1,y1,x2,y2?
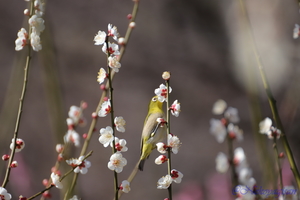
0,0,300,199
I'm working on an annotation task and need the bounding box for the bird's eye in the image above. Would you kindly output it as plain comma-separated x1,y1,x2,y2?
152,97,157,102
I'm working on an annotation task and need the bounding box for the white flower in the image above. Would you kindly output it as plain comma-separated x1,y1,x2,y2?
259,117,272,134
108,152,127,173
171,169,183,184
97,68,106,84
98,99,111,117
154,84,172,102
155,155,168,165
113,137,128,152
108,56,121,72
0,187,12,200
212,99,227,115
30,29,42,52
10,138,25,152
120,180,130,193
238,168,253,186
224,107,240,123
168,134,181,154
64,130,80,147
215,152,229,173
294,24,300,39
94,31,106,45
68,105,85,126
227,123,243,141
170,100,181,117
102,42,120,56
108,24,119,41
114,116,126,132
15,28,27,51
99,126,114,147
157,175,172,189
66,156,91,174
156,142,167,154
28,15,45,34
234,147,248,171
259,117,281,139
56,144,64,153
210,118,226,143
51,172,63,189
34,0,45,17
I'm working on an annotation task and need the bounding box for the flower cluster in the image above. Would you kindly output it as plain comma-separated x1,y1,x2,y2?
259,117,281,139
64,104,87,147
155,72,183,192
94,24,122,73
210,99,243,143
15,0,45,51
66,156,92,174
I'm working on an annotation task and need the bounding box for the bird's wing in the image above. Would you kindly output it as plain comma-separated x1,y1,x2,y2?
140,112,164,154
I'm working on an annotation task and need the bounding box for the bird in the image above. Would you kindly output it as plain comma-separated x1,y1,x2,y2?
138,95,166,171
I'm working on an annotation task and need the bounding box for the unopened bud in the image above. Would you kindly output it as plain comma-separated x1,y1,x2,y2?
42,179,49,186
162,71,171,80
129,22,136,28
279,152,285,158
19,195,27,200
24,9,30,16
92,112,97,119
42,191,51,198
127,14,132,20
10,161,18,168
83,133,88,139
118,37,126,45
2,154,10,161
55,144,64,153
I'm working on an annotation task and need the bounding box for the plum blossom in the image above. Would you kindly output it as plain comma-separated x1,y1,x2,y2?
69,195,79,200
66,156,91,174
112,137,128,152
98,99,111,117
15,28,28,51
28,15,45,34
30,29,42,51
97,68,107,84
120,180,130,193
170,100,181,117
212,99,227,115
0,187,12,200
168,134,181,154
102,42,120,56
157,175,172,189
108,56,121,73
156,142,168,154
107,24,119,41
154,84,172,102
170,169,183,184
114,116,126,132
215,152,229,173
108,152,127,173
227,123,243,141
99,126,114,147
155,155,168,165
68,105,86,126
94,31,106,45
209,118,226,143
259,117,281,139
10,138,25,152
224,107,240,123
51,172,63,189
64,130,80,147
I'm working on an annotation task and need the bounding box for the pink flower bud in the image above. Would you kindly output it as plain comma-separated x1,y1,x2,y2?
10,161,18,168
2,154,10,161
42,179,49,186
129,22,136,28
127,14,132,20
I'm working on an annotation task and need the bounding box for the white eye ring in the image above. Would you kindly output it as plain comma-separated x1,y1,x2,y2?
152,97,157,102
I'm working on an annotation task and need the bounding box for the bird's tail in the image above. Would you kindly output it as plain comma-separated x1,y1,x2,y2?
114,160,140,200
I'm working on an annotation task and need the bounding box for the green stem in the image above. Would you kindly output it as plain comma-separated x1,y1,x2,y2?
1,0,34,188
237,0,300,189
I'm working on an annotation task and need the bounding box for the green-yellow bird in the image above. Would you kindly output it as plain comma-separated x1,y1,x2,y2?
138,96,166,171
